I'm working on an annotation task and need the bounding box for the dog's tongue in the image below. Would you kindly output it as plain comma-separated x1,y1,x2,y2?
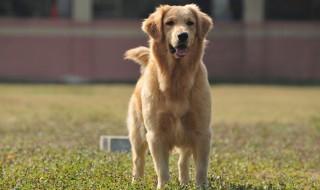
175,48,187,58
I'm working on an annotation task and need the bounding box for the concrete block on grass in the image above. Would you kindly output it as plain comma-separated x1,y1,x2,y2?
100,136,131,152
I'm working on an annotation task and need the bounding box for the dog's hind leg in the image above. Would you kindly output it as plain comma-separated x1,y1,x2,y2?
128,98,147,182
130,132,147,182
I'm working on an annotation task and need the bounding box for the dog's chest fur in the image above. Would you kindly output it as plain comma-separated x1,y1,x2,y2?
157,62,197,117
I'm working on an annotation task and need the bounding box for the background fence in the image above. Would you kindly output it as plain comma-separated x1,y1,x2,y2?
0,0,319,83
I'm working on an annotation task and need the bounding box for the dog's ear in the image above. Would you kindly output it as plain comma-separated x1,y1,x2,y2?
186,4,213,40
142,5,170,41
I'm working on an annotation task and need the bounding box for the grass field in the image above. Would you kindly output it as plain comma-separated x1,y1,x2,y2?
0,84,320,189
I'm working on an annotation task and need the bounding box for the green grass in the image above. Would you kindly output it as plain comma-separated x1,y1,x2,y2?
0,84,320,189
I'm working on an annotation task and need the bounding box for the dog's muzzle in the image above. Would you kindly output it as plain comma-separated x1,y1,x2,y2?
169,32,189,59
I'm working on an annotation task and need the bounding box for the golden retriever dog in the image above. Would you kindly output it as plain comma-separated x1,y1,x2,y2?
124,4,213,189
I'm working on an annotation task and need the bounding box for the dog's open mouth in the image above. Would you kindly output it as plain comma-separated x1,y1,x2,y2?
169,44,188,59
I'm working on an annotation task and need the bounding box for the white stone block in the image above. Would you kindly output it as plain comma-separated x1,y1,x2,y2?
100,136,131,152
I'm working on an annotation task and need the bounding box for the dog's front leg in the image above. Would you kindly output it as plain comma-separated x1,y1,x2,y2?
142,89,173,188
193,133,211,188
146,132,170,189
178,148,191,185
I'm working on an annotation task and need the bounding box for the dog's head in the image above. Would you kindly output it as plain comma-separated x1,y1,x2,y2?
142,4,213,59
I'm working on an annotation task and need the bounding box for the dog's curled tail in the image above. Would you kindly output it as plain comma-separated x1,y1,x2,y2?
124,46,149,74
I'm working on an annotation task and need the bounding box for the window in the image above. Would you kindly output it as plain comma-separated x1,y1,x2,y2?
93,0,212,19
0,0,71,18
213,0,243,21
266,0,320,20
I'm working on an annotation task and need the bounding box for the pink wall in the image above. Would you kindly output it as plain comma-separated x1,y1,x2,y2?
0,19,319,83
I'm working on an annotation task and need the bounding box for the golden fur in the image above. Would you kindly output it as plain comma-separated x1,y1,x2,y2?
124,4,213,189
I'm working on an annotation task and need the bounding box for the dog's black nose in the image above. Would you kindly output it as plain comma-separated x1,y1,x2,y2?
178,32,188,42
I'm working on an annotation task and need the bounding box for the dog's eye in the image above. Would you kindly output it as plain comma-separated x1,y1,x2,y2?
186,21,194,26
165,21,174,26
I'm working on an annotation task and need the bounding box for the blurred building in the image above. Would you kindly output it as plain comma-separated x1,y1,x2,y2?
0,0,319,83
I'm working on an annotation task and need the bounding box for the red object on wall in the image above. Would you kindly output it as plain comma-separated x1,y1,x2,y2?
50,0,58,18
